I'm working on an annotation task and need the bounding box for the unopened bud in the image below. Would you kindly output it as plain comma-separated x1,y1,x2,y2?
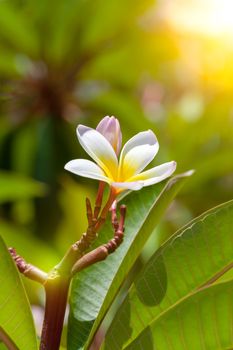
96,116,122,156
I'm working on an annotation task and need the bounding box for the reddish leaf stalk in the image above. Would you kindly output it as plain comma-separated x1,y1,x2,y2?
94,181,105,218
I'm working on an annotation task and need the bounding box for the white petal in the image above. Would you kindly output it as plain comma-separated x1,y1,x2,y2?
77,125,118,179
111,181,144,191
119,130,159,179
65,159,110,183
130,161,177,186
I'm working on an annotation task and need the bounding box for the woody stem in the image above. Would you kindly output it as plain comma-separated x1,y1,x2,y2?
39,273,70,350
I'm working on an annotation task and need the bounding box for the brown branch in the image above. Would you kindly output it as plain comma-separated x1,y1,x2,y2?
40,274,70,350
71,246,109,275
6,184,124,350
39,193,124,350
8,248,47,284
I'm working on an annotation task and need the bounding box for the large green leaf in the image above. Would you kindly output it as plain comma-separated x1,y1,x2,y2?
0,235,38,350
125,279,233,350
68,172,192,350
102,199,233,349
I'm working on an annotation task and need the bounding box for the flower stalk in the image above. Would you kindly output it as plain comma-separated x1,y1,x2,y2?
94,181,105,218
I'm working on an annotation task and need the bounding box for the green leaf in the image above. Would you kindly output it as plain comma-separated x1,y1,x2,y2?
102,199,233,349
0,235,38,350
0,171,46,204
67,171,192,350
124,279,233,350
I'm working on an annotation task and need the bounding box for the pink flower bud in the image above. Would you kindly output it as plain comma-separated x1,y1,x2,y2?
96,116,122,156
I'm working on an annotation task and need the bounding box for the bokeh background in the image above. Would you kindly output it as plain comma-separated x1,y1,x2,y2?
0,0,233,341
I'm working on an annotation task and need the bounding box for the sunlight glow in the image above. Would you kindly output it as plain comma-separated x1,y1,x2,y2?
163,0,233,38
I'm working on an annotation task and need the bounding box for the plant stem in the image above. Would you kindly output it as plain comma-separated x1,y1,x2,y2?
39,186,117,350
39,272,70,350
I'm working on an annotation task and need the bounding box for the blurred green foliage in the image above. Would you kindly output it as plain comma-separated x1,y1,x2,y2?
0,0,232,319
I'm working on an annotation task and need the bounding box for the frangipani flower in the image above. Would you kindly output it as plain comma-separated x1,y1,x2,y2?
65,116,176,194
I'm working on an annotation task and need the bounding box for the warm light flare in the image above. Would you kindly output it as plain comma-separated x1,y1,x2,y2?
163,0,233,38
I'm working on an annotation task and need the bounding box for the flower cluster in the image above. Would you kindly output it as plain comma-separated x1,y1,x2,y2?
65,116,176,194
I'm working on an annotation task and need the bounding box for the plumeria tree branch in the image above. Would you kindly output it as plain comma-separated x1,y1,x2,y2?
9,182,121,350
39,185,122,350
